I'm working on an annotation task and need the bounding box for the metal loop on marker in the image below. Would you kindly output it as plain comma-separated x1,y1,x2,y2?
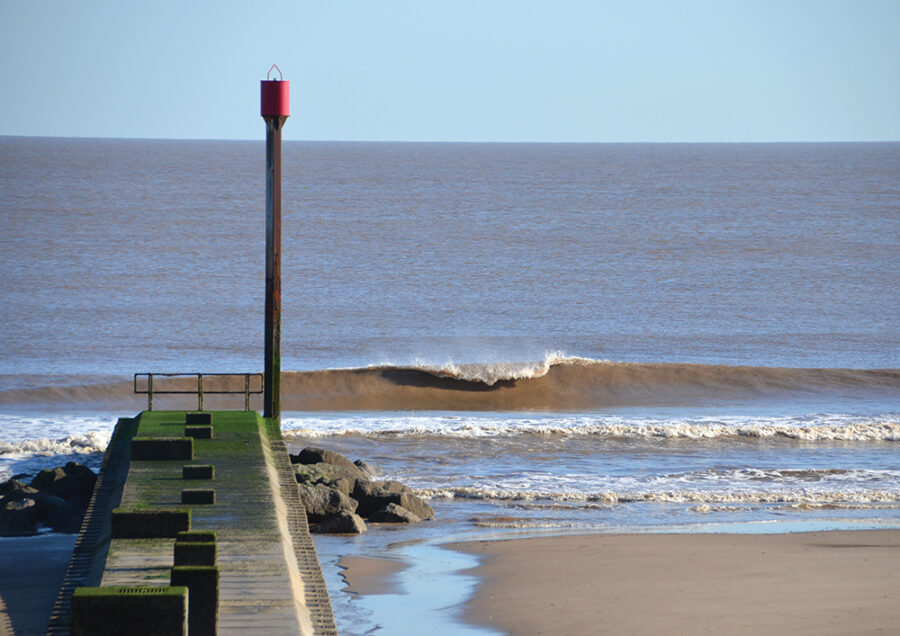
267,64,283,81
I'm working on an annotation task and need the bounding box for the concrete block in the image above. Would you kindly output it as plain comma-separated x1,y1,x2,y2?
186,412,212,425
184,426,213,439
131,437,193,461
182,464,214,480
171,566,219,636
71,585,188,635
176,530,216,543
181,489,215,505
111,508,190,538
174,541,216,566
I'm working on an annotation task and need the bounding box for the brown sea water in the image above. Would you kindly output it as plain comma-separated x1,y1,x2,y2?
2,139,898,379
2,136,899,503
2,138,899,634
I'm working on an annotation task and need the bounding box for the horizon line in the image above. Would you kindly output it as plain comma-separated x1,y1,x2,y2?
2,134,899,145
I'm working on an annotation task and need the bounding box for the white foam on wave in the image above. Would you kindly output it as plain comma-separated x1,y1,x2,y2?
404,462,900,505
0,431,111,458
0,413,118,444
0,413,116,480
409,350,594,385
281,412,900,441
419,485,900,506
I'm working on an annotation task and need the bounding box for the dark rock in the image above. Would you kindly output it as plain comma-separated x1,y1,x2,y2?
330,478,354,498
292,447,360,474
0,479,37,499
368,503,421,524
310,511,367,534
58,462,98,506
31,491,68,520
353,460,382,477
389,493,434,520
30,467,66,492
30,462,97,507
44,502,85,533
351,481,386,516
293,462,367,491
1,465,96,535
351,479,406,499
352,481,393,517
352,481,430,518
379,480,412,494
297,484,358,522
1,498,39,536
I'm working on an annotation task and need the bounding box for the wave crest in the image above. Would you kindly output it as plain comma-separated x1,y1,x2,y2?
411,351,589,385
420,486,900,506
281,415,900,442
2,356,898,411
0,432,110,457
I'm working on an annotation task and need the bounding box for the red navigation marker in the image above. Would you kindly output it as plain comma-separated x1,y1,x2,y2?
261,64,290,117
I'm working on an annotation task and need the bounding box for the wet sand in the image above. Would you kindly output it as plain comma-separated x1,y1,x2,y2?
0,534,75,635
451,530,900,636
337,555,407,596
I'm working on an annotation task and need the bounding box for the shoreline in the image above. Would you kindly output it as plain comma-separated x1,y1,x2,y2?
4,527,900,635
448,529,900,635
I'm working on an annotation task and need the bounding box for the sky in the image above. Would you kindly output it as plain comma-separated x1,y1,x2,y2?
1,0,898,142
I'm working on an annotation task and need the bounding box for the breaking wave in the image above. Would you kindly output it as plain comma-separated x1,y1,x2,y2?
411,352,580,385
0,432,111,458
420,486,900,506
281,413,900,442
3,354,897,411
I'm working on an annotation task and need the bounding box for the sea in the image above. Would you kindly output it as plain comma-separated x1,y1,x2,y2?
2,137,899,633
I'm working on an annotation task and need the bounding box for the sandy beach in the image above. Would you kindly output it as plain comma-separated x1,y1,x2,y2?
451,530,900,636
0,534,75,636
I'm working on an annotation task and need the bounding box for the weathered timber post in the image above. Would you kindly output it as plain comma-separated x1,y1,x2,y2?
261,65,289,421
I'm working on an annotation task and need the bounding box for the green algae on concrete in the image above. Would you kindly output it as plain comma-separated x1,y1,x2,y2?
181,488,215,505
130,437,194,460
171,566,219,636
185,425,213,439
176,530,216,543
182,464,215,480
111,507,191,538
174,541,216,566
88,410,337,635
71,586,188,636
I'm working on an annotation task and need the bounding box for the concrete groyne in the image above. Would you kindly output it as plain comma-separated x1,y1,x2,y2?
47,410,336,635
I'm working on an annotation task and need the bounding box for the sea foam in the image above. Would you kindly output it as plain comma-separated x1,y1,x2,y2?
281,412,900,441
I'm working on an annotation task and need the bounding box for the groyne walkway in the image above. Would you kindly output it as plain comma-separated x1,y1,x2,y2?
47,410,336,635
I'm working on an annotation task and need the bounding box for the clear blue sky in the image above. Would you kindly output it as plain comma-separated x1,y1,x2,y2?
1,0,898,142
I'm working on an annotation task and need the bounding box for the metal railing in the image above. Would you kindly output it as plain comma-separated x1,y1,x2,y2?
134,373,264,412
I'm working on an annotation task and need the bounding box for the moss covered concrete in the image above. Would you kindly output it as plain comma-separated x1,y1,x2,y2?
71,585,188,636
86,410,336,635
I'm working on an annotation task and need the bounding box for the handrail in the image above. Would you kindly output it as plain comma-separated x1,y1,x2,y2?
134,372,264,412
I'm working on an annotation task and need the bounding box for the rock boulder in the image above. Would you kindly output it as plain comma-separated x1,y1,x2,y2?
368,503,421,524
291,448,360,474
30,462,97,507
353,481,432,519
310,511,367,535
353,460,382,477
297,484,358,522
293,462,367,493
0,498,39,536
